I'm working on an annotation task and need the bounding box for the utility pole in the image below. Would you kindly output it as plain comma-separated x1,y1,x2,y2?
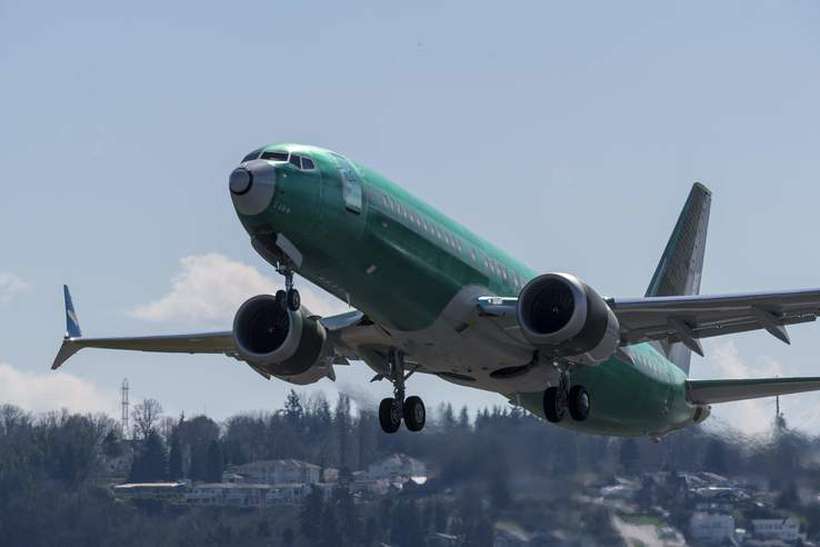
121,378,130,439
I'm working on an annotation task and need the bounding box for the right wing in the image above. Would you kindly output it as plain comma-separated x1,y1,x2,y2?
687,377,820,404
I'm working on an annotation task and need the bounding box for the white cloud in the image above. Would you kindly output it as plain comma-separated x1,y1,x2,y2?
130,253,346,325
698,340,785,435
0,272,30,303
0,361,116,414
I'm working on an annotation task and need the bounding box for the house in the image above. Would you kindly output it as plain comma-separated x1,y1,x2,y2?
267,483,311,504
227,459,321,485
751,517,799,542
366,454,427,482
688,512,735,544
186,483,271,507
112,481,188,501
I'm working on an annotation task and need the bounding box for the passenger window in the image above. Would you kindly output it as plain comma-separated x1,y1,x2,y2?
290,155,302,168
302,157,315,170
261,151,289,161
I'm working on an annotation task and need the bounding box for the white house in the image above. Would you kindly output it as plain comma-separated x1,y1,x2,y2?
186,483,271,507
688,512,735,544
228,459,321,485
751,518,799,542
366,454,427,482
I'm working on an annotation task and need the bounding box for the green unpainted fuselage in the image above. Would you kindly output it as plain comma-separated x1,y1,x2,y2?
235,144,699,437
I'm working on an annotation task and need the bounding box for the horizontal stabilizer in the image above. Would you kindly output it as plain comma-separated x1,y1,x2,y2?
687,377,820,405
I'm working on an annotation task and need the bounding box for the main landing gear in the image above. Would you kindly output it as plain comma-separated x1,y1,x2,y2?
274,265,301,312
543,368,590,423
378,349,426,434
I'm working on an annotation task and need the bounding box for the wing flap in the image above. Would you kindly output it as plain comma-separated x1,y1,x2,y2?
687,377,820,404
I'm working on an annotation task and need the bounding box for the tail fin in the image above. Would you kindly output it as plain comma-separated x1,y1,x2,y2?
646,183,712,375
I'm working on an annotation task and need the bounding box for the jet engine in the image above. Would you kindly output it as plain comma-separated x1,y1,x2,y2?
516,273,620,365
233,294,332,383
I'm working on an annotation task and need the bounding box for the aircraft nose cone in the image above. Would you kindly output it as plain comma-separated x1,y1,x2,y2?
230,160,276,216
229,168,252,195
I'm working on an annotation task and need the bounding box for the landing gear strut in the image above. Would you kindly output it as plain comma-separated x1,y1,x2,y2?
543,366,590,423
275,263,300,312
378,349,426,433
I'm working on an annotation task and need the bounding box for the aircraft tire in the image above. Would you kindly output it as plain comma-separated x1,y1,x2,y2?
568,385,590,422
286,289,301,311
543,387,565,423
275,290,287,310
403,396,426,432
379,398,401,433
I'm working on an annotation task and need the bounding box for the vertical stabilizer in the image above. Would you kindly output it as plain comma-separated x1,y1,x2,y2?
646,183,711,375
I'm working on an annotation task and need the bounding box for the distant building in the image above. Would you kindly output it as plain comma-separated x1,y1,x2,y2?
186,483,271,507
689,512,735,544
227,459,321,485
112,482,187,501
267,483,311,504
751,517,799,542
366,454,427,482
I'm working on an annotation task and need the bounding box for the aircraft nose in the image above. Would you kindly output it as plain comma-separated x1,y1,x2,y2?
229,160,277,216
229,167,252,195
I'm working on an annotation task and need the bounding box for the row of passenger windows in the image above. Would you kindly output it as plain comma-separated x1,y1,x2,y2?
241,149,315,170
378,192,526,290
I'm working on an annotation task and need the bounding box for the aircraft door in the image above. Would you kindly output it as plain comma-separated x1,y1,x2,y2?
330,153,362,214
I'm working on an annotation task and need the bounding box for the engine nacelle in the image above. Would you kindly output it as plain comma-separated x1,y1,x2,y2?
233,294,330,378
517,273,620,366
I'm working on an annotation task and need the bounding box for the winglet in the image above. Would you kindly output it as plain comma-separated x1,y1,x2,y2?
64,285,82,338
53,285,83,370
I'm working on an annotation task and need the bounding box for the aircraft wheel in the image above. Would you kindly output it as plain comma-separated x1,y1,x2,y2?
275,290,287,310
403,396,426,432
543,387,566,423
568,385,590,422
379,398,402,434
286,289,301,311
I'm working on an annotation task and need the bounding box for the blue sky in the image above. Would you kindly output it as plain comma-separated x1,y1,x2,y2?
3,1,820,434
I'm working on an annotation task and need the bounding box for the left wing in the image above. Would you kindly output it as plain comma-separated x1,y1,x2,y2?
52,285,378,371
478,288,820,357
52,286,236,369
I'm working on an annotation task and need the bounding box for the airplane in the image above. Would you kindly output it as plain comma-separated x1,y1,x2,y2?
52,143,820,438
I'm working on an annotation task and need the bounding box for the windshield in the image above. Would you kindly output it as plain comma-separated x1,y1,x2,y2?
261,150,289,161
241,148,262,162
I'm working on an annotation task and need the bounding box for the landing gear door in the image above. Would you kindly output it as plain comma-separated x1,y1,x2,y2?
330,153,362,214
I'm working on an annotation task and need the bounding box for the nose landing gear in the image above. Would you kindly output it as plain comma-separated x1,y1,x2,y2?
378,349,426,433
275,264,301,312
543,367,590,423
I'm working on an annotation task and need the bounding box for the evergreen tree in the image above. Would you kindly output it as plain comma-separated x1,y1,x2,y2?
168,434,183,480
703,439,728,475
284,389,304,427
458,406,470,431
334,395,351,470
128,430,167,482
319,497,340,547
205,439,224,482
299,485,323,543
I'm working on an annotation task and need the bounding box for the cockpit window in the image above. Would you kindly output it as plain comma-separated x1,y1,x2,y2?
289,155,302,168
301,157,315,170
241,148,262,162
261,150,289,162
